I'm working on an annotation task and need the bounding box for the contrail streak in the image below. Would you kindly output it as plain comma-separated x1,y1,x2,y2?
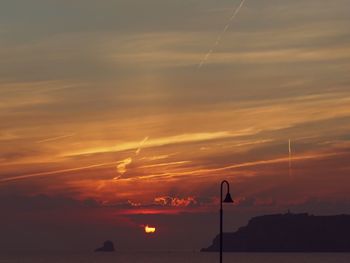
198,0,247,69
136,136,149,155
289,139,292,177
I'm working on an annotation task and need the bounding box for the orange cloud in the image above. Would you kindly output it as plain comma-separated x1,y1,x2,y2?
116,157,132,175
154,196,197,207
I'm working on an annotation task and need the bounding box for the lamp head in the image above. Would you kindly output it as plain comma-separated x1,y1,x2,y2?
223,192,234,203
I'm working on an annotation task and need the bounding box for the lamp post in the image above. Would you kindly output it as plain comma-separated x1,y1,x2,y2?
220,180,234,263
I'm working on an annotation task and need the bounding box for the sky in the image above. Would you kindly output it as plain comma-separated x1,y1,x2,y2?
1,0,350,252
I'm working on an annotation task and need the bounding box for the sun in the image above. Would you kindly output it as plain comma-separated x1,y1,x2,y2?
144,225,156,234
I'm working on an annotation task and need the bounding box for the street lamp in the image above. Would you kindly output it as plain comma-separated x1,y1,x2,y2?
220,180,234,263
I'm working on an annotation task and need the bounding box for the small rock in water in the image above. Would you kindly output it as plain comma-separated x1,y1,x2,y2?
95,240,115,252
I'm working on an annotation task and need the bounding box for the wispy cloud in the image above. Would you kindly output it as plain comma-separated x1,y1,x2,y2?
113,45,350,68
0,161,117,184
116,157,133,176
36,133,76,144
64,130,254,157
115,137,149,179
140,161,191,169
118,150,349,183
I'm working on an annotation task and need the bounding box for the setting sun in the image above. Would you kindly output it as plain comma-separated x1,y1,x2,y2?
144,225,156,234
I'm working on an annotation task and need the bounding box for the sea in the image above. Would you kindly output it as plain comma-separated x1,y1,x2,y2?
1,251,350,263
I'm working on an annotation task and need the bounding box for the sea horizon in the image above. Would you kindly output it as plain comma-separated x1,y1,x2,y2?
2,250,350,263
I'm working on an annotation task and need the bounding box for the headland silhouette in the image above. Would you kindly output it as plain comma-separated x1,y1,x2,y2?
202,212,350,252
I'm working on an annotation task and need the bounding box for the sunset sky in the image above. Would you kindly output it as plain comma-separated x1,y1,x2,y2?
1,0,350,251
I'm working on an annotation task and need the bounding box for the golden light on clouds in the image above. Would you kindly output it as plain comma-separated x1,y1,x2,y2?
116,157,132,175
0,0,350,237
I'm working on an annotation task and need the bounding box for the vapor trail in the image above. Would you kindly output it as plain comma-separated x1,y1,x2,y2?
136,136,149,155
289,139,292,177
198,0,247,69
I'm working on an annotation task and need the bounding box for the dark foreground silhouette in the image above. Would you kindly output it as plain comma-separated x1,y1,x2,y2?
202,213,350,252
94,240,115,252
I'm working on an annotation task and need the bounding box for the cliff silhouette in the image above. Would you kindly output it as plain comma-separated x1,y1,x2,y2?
202,213,350,252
